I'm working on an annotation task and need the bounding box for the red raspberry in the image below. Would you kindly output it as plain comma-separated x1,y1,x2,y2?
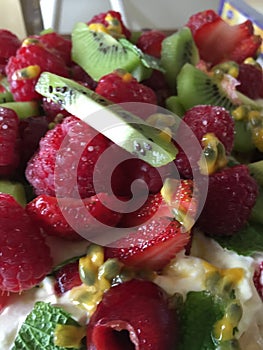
87,279,179,349
88,10,131,39
25,115,110,198
0,194,52,292
26,193,122,240
253,260,263,301
174,105,235,178
70,64,97,90
137,30,166,58
41,97,70,122
197,164,258,235
0,106,20,176
142,70,172,106
6,39,69,101
35,32,72,66
18,115,49,171
0,29,21,75
54,261,82,295
236,63,263,99
95,70,157,106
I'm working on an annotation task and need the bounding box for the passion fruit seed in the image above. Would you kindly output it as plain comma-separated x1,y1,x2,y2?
12,65,41,80
212,61,239,79
198,133,227,175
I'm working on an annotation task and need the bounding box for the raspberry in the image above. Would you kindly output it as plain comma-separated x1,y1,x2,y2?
35,32,72,66
88,10,131,39
236,63,263,99
25,115,110,198
41,97,70,122
95,70,157,106
137,30,166,58
6,39,69,101
0,106,20,176
70,64,97,90
197,164,258,235
142,70,172,106
253,260,263,300
18,115,49,171
0,29,21,75
0,194,52,292
174,105,235,178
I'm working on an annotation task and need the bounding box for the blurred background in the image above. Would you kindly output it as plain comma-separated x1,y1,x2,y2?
0,0,262,38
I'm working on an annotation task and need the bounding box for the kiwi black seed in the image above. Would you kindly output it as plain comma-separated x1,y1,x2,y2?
71,22,142,81
177,63,236,112
160,27,199,93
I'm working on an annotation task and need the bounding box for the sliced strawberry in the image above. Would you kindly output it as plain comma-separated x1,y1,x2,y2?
105,217,191,271
186,10,262,65
118,179,197,228
26,193,122,240
54,261,82,295
0,291,11,313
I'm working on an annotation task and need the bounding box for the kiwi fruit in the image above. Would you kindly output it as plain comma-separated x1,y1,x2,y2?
72,22,150,82
248,160,263,186
0,101,40,119
165,95,185,117
0,77,13,103
176,63,237,111
0,180,26,207
35,72,178,167
160,27,199,93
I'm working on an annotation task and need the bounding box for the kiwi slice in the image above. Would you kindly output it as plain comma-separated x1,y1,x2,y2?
72,22,149,82
248,160,263,186
0,180,27,207
35,72,178,167
160,27,199,93
0,101,40,119
165,95,185,117
250,187,263,225
177,63,237,112
0,77,13,103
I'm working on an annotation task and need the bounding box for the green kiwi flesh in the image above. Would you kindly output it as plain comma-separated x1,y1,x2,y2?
0,77,13,103
165,95,185,117
177,63,237,112
248,160,263,186
160,27,199,93
0,101,40,119
72,22,147,81
0,180,26,207
35,72,178,167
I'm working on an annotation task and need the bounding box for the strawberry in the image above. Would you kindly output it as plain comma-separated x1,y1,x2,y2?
0,106,20,176
186,10,262,65
105,217,191,271
137,30,166,58
54,261,82,295
0,291,11,313
26,193,123,240
119,179,197,228
0,194,52,293
87,279,179,350
253,260,263,301
197,164,258,236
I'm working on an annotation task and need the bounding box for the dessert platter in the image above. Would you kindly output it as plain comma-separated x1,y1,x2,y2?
0,6,262,350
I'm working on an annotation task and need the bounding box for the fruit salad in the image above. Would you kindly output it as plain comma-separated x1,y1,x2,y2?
0,8,262,350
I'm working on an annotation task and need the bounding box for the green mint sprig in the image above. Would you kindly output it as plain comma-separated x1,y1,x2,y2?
12,302,85,350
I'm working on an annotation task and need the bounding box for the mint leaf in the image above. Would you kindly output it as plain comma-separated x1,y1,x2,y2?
12,302,85,350
179,291,224,350
213,222,263,256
